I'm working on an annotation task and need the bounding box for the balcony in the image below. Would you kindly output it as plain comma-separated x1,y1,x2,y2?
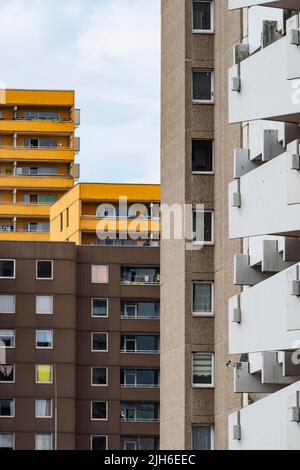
0,118,73,134
229,0,300,9
229,16,300,124
121,267,160,286
121,300,160,320
0,203,50,217
0,175,73,190
0,230,49,241
229,381,300,450
229,140,300,239
121,335,160,355
120,403,160,423
80,216,160,235
0,147,74,162
229,261,300,354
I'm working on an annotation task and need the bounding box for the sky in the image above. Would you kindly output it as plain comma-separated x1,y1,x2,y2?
0,0,161,184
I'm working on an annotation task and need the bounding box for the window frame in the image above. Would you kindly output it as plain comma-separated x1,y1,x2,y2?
91,401,108,421
91,332,108,353
35,295,53,315
35,365,53,385
0,364,15,384
192,139,214,175
192,69,214,104
91,298,109,318
91,367,108,387
192,352,214,389
0,433,15,450
0,398,15,418
0,295,15,314
192,210,214,246
91,265,109,284
35,330,53,350
35,399,53,419
192,424,214,450
36,260,53,281
35,433,53,451
0,259,15,280
192,282,214,317
192,0,214,34
0,329,15,348
90,435,108,451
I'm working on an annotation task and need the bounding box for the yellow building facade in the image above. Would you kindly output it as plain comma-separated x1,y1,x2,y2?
50,183,160,245
0,89,80,240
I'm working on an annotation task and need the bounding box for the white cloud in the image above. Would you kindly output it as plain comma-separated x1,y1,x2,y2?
0,0,160,183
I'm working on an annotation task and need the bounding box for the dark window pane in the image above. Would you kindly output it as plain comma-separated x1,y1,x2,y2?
92,436,106,450
92,334,107,351
0,260,14,278
193,71,212,101
193,1,211,31
92,402,107,420
192,426,212,450
92,368,107,385
92,299,107,317
193,212,213,242
193,353,213,385
192,140,213,172
0,366,14,383
193,283,212,313
37,261,52,279
0,399,13,417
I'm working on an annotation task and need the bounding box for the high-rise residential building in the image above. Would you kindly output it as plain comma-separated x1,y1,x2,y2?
0,89,80,241
0,239,160,450
227,0,300,450
160,0,243,449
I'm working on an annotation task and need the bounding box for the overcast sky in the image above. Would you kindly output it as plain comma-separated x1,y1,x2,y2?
0,0,161,184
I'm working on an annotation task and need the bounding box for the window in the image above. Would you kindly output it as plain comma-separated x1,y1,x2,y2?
36,295,53,315
36,365,53,384
192,353,214,387
0,295,15,314
193,283,213,316
193,211,213,244
121,335,160,354
92,299,108,318
35,399,52,418
192,70,214,102
192,140,213,173
0,260,15,279
121,267,160,285
36,331,53,349
121,437,159,451
91,436,107,451
0,399,14,417
192,426,213,450
0,330,15,348
121,300,160,319
36,261,53,280
121,369,160,388
91,367,108,386
60,212,63,232
0,433,14,450
35,434,53,451
66,207,69,227
91,401,108,421
91,265,108,284
120,403,159,422
0,365,15,383
193,1,214,33
91,333,108,352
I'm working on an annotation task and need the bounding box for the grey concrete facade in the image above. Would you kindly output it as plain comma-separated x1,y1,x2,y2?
160,0,243,449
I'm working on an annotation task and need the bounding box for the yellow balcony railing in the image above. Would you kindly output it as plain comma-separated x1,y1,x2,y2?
0,119,74,134
0,147,74,162
80,217,161,234
0,231,50,241
0,175,74,189
0,203,50,217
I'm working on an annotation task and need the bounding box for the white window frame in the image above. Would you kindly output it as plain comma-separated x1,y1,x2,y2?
0,329,15,348
91,367,108,387
192,139,215,175
91,332,108,353
192,0,214,34
36,260,53,280
192,282,214,317
36,295,53,315
192,353,214,389
35,434,53,451
0,433,15,450
91,401,108,421
0,295,16,314
192,210,214,246
0,259,15,280
35,399,53,419
0,398,15,418
35,330,53,350
192,69,214,104
192,424,214,450
91,265,109,284
91,298,108,318
0,364,15,384
35,365,53,385
90,435,108,451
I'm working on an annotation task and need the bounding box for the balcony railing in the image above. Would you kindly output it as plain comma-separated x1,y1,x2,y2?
121,277,160,286
0,227,49,233
121,349,160,355
121,417,160,423
0,145,72,150
121,384,160,389
0,201,55,206
0,117,73,123
121,314,160,320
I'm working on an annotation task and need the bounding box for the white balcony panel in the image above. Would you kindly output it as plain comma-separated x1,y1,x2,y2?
287,14,300,80
229,381,300,450
229,263,300,354
229,0,300,10
248,236,285,266
229,150,300,239
229,37,300,124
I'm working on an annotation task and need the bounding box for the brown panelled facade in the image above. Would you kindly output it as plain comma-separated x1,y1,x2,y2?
0,242,160,450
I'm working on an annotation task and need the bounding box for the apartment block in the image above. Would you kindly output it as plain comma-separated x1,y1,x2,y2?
0,89,80,241
160,0,242,450
49,183,160,246
228,1,300,450
0,241,160,450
